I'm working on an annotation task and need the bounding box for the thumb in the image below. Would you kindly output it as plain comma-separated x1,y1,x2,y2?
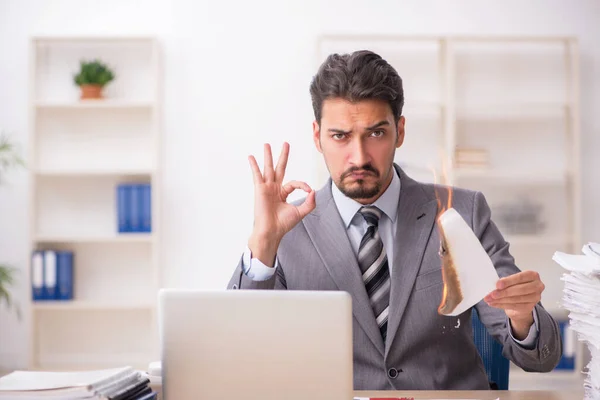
296,190,316,218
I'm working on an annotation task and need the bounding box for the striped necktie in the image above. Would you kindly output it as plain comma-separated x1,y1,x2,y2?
357,206,391,343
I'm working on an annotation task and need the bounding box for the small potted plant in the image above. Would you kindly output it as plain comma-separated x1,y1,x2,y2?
73,59,115,100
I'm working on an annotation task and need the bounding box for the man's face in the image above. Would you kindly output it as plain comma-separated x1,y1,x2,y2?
313,98,405,204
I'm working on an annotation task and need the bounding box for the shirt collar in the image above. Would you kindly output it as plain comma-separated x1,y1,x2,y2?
331,167,401,228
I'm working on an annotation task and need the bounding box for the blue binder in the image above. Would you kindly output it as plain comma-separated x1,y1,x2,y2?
117,184,131,233
140,183,152,233
43,250,58,300
31,250,45,301
56,251,74,301
129,184,142,232
556,320,575,370
116,183,152,233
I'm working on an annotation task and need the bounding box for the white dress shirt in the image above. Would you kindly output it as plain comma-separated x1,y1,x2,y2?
241,168,538,347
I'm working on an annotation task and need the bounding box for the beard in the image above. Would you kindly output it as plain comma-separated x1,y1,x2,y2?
336,164,383,200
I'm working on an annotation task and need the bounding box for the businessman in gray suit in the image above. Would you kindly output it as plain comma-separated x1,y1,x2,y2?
227,50,562,390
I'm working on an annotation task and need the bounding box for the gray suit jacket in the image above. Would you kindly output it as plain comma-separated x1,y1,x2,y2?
227,164,562,390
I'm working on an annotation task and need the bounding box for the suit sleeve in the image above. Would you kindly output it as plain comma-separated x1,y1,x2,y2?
226,251,288,290
471,190,562,372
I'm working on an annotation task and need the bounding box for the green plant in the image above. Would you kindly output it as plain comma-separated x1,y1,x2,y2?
0,265,20,319
73,59,115,87
0,132,24,319
0,133,24,183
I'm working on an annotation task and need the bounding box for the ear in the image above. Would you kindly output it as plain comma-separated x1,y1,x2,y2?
313,120,323,153
396,116,405,148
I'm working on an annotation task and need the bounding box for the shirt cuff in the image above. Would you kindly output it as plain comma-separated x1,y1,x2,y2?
509,308,540,349
241,246,278,281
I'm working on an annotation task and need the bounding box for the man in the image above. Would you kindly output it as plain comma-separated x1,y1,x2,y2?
227,50,562,390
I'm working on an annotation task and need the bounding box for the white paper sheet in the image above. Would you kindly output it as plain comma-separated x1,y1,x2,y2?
437,208,499,316
0,366,132,391
553,242,600,400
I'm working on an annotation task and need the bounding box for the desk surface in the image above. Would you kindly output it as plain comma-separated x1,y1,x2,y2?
356,391,584,399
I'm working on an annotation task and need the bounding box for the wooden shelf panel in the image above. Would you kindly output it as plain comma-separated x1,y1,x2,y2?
452,169,568,185
34,233,155,244
33,301,154,311
35,100,155,109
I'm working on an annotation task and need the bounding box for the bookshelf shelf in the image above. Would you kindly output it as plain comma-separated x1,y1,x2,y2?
35,100,154,109
34,233,155,244
505,234,571,247
318,35,583,381
455,103,569,119
36,169,156,177
27,36,162,370
453,168,567,185
33,301,154,311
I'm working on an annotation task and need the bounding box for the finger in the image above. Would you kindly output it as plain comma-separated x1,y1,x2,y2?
486,281,544,300
248,155,263,184
296,190,316,218
486,302,535,313
497,270,540,290
275,142,290,183
486,293,540,304
282,180,312,198
263,143,275,182
492,304,535,314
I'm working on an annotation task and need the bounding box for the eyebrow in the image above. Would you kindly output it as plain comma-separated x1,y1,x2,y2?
365,120,390,131
327,120,390,135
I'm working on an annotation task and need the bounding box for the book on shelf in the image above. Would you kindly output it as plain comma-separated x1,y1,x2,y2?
31,250,74,302
117,183,151,234
0,366,157,400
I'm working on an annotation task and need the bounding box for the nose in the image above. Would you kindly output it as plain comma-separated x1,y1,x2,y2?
348,138,370,167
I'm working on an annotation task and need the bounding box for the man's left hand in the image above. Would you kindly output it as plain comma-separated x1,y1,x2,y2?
484,270,545,340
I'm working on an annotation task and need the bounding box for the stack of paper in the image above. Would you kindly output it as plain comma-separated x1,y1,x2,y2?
0,366,156,400
553,242,600,400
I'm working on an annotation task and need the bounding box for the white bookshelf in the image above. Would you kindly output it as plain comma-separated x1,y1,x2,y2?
27,36,162,371
317,35,583,382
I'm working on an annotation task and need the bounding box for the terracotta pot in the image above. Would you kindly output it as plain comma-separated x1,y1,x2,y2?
80,84,103,99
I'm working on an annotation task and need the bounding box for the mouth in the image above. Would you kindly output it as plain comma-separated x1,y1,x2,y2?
345,170,377,180
350,172,372,179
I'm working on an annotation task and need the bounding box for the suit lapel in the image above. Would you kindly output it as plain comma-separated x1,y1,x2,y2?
385,166,438,357
302,183,385,357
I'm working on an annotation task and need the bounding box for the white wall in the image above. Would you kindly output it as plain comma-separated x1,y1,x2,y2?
1,0,599,369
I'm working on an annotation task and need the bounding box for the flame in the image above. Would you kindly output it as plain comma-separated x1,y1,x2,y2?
440,282,448,310
432,150,461,316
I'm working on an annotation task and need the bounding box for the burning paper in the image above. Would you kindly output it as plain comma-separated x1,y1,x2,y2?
437,208,500,316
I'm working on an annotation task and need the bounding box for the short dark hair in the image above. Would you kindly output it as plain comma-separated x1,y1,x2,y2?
309,50,404,124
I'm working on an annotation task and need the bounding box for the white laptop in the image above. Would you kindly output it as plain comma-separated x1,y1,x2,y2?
158,289,354,400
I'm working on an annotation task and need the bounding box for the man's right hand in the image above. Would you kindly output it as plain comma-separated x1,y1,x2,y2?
247,142,316,267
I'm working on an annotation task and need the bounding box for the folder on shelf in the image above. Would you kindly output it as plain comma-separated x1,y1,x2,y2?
117,184,131,233
556,319,576,370
31,250,74,301
31,251,44,301
56,251,74,301
140,183,152,233
116,183,152,234
43,250,57,300
129,183,142,233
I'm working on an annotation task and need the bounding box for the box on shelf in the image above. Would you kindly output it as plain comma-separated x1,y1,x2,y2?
31,250,74,301
117,183,152,233
455,147,490,169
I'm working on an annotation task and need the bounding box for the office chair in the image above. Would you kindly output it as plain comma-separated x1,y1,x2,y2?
472,308,510,390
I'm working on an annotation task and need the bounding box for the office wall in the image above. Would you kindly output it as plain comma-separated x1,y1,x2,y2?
0,0,599,369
